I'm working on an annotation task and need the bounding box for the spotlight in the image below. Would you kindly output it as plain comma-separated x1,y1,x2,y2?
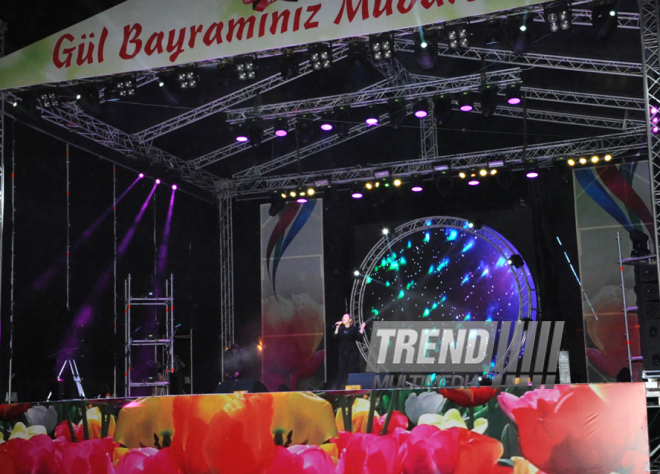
232,122,249,143
314,179,330,187
484,19,504,45
505,85,522,105
591,155,600,163
37,90,60,108
468,218,484,230
593,0,618,41
307,187,315,196
382,228,389,235
308,43,333,71
139,173,145,179
434,95,452,125
374,170,391,179
334,106,352,138
156,179,161,184
296,114,316,144
410,176,424,192
393,178,402,187
320,111,334,131
388,98,407,129
630,229,650,257
490,169,498,175
274,118,288,137
513,20,530,54
567,159,576,166
175,68,199,89
297,196,308,204
445,24,470,50
545,2,571,32
604,154,612,162
508,254,524,268
353,270,360,276
479,169,488,177
458,92,474,112
526,169,539,179
280,51,300,79
248,118,264,147
480,86,497,118
468,179,480,186
413,99,429,119
289,190,297,198
414,29,437,69
365,105,379,126
172,184,178,190
234,55,258,81
433,164,449,172
369,33,394,61
365,182,374,190
351,185,364,199
579,157,588,165
107,76,136,100
459,172,467,179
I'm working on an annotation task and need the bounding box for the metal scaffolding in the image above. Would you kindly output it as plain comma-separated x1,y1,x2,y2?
0,20,6,400
217,184,234,381
124,274,175,397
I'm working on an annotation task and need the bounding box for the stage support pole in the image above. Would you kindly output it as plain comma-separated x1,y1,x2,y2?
640,0,660,280
0,20,7,400
217,180,235,382
420,97,438,160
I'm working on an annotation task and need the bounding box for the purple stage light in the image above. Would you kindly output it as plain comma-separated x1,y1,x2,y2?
460,104,474,112
652,106,658,115
275,129,288,137
507,97,522,105
654,126,659,134
172,184,177,190
352,191,363,199
653,116,659,124
296,197,308,204
139,173,144,178
468,180,480,186
411,185,423,192
156,179,161,184
366,118,379,126
236,135,249,142
414,110,428,119
526,171,539,179
320,123,333,131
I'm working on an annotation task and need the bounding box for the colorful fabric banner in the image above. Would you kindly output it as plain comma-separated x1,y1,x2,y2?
0,383,650,473
573,162,654,382
261,199,325,391
0,0,547,90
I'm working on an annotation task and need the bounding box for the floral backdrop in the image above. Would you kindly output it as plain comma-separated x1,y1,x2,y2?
0,383,649,473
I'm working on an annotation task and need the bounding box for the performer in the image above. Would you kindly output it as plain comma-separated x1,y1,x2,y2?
333,313,366,390
224,343,245,380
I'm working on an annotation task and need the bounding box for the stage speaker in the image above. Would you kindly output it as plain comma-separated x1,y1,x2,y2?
634,262,660,371
635,282,659,300
635,263,658,284
215,379,269,394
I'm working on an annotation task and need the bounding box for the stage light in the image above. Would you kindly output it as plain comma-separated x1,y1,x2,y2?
414,29,437,69
351,185,363,199
289,190,297,198
434,95,452,125
280,51,300,79
579,157,588,165
37,90,60,108
156,179,161,184
526,170,539,179
365,105,379,126
591,155,600,163
307,187,315,196
654,127,660,134
513,20,530,54
353,270,360,276
506,85,522,105
374,170,391,179
490,169,498,175
388,97,407,129
382,228,389,235
468,218,484,230
248,118,264,147
459,172,467,179
433,164,449,172
175,68,199,89
158,81,165,87
232,122,249,142
479,169,488,177
568,159,576,166
468,180,480,186
411,176,424,192
274,118,288,137
296,114,316,144
320,111,334,131
630,229,650,257
480,86,497,118
309,43,333,70
484,19,504,45
370,33,394,61
393,179,402,187
604,154,612,162
458,92,474,112
593,1,618,41
445,24,470,50
652,105,659,115
334,106,352,138
297,196,308,204
314,179,330,187
139,173,145,179
365,182,374,190
172,184,177,190
235,55,258,81
107,76,136,100
545,2,571,32
413,99,429,118
508,254,524,268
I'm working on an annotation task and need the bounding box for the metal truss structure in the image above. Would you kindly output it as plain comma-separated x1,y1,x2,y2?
217,185,235,381
640,0,660,337
133,45,349,143
0,20,6,398
231,128,648,195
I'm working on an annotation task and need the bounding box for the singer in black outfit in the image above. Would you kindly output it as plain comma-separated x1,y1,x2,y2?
333,313,366,390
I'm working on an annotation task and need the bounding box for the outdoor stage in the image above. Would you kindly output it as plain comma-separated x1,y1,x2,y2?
0,383,651,474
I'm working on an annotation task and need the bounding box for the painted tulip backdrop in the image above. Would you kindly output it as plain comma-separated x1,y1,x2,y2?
0,383,649,473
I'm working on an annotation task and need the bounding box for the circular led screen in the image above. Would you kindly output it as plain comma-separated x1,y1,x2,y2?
350,217,536,360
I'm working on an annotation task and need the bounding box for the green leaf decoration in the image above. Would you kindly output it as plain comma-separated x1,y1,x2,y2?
501,423,522,459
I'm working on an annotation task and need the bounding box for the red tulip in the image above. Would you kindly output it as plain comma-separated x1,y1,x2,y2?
54,420,84,442
0,403,31,421
115,447,181,474
439,387,499,407
498,384,648,474
372,411,409,434
336,431,406,474
266,445,335,474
